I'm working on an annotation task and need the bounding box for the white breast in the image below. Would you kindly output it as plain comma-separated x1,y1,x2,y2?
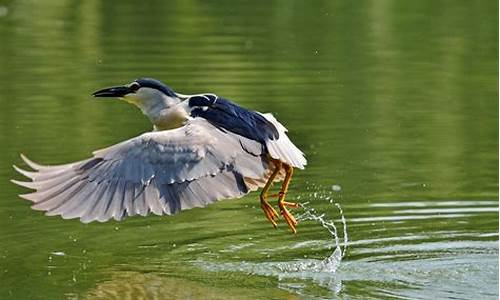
154,101,192,131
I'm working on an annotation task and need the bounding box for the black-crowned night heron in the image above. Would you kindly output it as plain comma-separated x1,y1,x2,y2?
12,78,307,233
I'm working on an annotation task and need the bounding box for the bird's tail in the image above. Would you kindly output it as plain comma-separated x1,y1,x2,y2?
260,113,307,169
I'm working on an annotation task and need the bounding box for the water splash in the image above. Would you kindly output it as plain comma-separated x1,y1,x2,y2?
296,199,348,273
197,186,348,295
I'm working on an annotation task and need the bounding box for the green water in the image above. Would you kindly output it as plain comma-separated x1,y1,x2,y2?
0,0,498,299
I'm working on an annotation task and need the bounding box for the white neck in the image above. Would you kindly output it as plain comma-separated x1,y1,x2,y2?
124,87,189,130
125,87,178,117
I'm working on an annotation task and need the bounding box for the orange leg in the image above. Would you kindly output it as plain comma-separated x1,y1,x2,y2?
260,160,282,228
277,164,300,234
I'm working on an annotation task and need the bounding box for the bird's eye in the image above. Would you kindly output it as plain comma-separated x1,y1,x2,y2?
129,82,140,91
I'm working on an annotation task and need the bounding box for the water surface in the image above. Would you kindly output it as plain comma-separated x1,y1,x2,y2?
0,0,498,299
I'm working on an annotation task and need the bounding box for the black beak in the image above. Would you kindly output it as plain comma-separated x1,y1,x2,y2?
92,85,132,98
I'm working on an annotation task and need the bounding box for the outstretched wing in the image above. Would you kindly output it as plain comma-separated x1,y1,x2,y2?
12,118,270,223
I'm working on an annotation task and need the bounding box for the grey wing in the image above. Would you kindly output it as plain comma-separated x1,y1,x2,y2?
12,118,271,223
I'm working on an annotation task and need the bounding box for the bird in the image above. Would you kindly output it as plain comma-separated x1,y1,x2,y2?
12,78,307,233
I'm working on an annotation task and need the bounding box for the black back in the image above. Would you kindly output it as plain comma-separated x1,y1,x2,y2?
189,94,279,144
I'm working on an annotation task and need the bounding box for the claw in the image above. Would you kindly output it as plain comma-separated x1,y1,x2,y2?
279,203,298,233
261,200,279,228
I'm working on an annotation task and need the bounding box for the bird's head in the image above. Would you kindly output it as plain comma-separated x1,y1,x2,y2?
92,78,181,108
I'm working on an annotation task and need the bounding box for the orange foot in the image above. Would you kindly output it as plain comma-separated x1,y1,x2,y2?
279,201,300,234
260,199,279,228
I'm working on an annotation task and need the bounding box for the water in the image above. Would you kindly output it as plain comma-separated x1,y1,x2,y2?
0,0,498,299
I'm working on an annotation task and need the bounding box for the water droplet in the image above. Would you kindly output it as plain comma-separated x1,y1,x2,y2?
332,185,342,192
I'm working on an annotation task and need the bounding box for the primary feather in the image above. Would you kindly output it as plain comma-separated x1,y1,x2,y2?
12,119,278,223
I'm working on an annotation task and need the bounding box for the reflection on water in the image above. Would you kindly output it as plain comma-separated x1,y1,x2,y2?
0,0,498,299
85,271,299,300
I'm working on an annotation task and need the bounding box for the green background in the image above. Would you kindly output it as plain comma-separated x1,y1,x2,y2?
0,0,498,299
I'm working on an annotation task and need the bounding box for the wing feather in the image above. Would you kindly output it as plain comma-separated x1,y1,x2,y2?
58,181,100,220
108,180,126,221
144,180,164,216
12,118,275,223
79,182,110,223
34,178,86,211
